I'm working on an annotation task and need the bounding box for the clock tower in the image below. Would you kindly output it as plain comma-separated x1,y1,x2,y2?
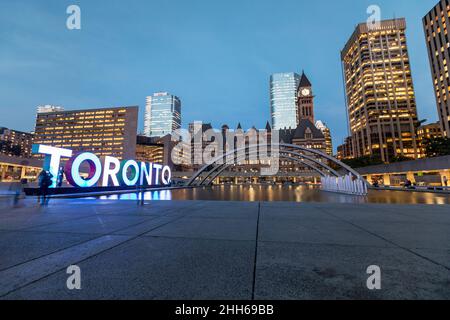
296,71,315,124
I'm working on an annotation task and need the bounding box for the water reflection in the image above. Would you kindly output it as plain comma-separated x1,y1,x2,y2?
99,190,171,201
94,185,450,205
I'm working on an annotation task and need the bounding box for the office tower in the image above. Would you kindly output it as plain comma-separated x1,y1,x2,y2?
417,122,443,141
37,105,64,114
188,121,213,170
270,72,301,130
135,135,165,164
315,121,333,156
417,122,443,156
137,134,181,171
297,72,315,123
144,92,181,138
341,18,419,162
33,106,138,160
0,127,33,158
423,0,450,137
336,136,354,160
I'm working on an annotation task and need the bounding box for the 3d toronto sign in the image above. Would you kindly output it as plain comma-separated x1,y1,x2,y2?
32,144,171,188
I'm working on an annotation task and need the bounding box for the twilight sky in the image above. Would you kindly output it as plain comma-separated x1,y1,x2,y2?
0,0,441,150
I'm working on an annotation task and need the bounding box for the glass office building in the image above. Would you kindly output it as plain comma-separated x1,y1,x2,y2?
270,73,300,130
144,92,181,138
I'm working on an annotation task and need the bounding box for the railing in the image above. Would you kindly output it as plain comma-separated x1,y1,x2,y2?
374,185,450,193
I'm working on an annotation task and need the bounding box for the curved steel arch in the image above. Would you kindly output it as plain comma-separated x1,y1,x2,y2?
187,147,325,186
186,143,367,187
280,143,363,179
279,150,339,176
201,153,329,187
199,162,228,186
197,149,339,187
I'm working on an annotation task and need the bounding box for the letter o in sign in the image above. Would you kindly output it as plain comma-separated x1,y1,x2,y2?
121,160,140,186
65,153,102,187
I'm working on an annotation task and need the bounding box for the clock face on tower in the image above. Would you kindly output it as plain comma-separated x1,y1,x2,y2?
301,88,310,96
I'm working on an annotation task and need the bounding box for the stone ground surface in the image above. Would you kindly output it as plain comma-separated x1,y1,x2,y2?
0,197,449,300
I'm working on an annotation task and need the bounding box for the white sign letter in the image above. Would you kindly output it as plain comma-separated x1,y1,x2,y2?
367,5,381,31
102,156,121,187
66,265,81,290
32,144,72,188
140,162,153,186
153,164,163,185
161,166,172,185
66,5,81,30
121,160,140,186
366,265,381,290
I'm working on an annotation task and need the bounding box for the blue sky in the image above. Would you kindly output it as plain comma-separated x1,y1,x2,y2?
0,0,441,150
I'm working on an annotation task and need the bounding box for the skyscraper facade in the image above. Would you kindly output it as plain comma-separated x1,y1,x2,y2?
423,0,450,138
144,92,181,138
315,121,333,156
336,136,354,160
417,122,443,156
33,106,138,160
270,73,300,130
188,121,213,170
135,135,165,164
341,18,419,163
0,127,33,158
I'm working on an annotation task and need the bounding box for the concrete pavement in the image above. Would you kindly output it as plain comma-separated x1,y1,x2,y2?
0,199,449,299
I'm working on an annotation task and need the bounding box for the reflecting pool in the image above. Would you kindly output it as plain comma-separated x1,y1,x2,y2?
93,185,450,205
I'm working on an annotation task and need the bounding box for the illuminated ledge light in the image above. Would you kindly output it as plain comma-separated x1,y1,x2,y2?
32,144,171,189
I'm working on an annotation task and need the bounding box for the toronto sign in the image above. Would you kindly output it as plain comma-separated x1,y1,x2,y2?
32,144,171,188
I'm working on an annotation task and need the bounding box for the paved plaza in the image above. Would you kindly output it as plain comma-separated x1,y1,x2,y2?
0,197,449,299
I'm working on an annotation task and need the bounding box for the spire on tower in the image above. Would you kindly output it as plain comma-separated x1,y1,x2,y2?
299,71,312,87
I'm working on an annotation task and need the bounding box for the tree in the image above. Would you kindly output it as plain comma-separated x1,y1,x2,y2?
342,155,384,168
390,155,414,163
414,119,428,130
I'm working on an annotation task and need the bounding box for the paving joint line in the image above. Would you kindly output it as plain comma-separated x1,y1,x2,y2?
315,206,450,272
0,203,194,274
0,208,195,298
0,215,159,273
251,202,261,300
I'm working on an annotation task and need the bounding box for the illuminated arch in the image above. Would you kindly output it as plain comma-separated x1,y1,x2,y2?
197,148,340,186
186,143,367,187
202,154,331,186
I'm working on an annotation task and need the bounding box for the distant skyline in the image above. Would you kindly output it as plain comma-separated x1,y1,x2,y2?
0,0,442,151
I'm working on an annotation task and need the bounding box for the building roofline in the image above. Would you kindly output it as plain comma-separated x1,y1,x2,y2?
36,105,139,115
341,18,407,59
423,0,441,22
0,127,33,136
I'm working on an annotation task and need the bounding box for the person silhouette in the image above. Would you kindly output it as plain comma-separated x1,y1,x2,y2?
38,170,53,205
